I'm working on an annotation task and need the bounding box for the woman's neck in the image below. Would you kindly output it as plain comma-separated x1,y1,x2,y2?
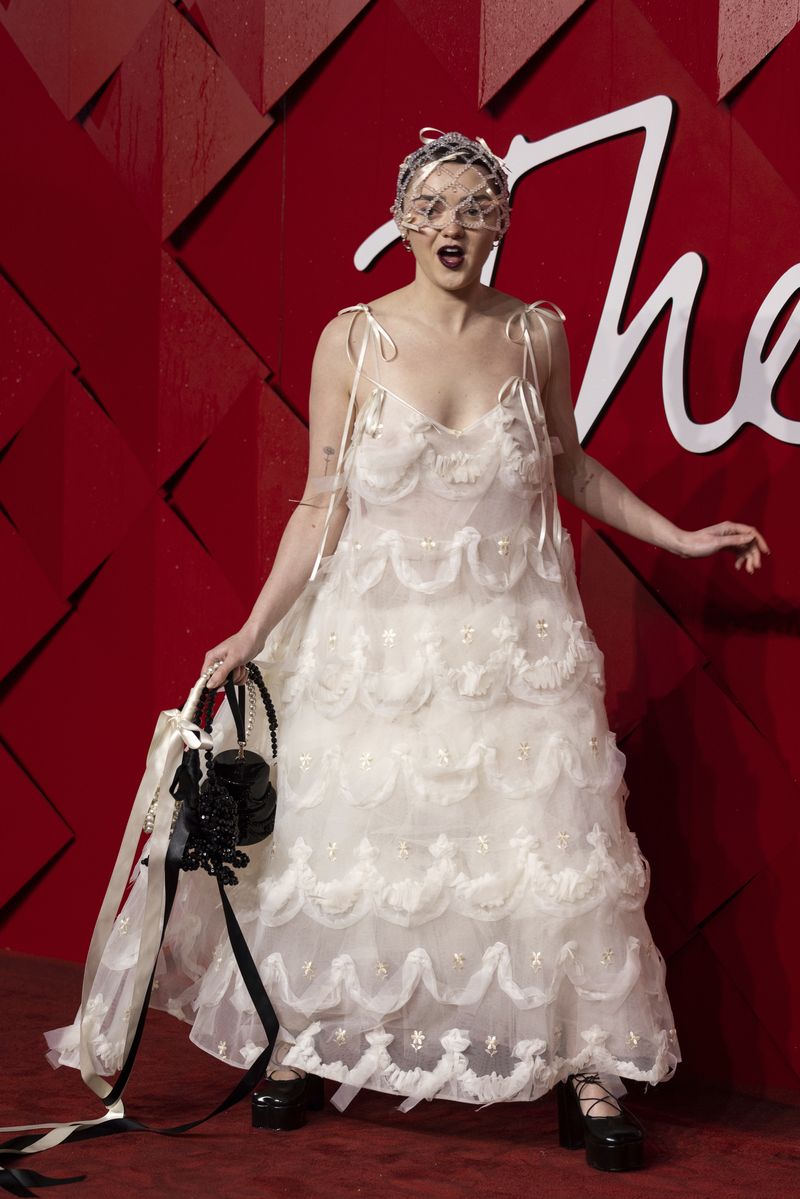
404,271,492,334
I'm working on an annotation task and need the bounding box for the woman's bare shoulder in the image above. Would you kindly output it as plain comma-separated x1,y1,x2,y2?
315,290,406,352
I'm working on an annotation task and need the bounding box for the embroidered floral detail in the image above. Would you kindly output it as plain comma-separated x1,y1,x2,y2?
369,423,384,439
461,624,475,644
118,915,129,934
375,961,389,978
398,840,410,859
437,747,450,766
214,949,225,967
420,537,437,551
668,1028,677,1042
359,752,373,771
536,618,549,638
299,753,312,771
553,1024,564,1041
497,536,510,556
600,948,614,966
626,1030,641,1048
411,1029,426,1052
217,1041,227,1058
328,633,337,650
382,628,397,647
557,830,570,851
589,736,599,754
518,741,530,761
453,952,465,970
152,980,160,991
485,1034,498,1056
327,842,337,860
334,1027,347,1045
302,960,315,978
530,951,543,971
477,835,489,855
353,541,362,550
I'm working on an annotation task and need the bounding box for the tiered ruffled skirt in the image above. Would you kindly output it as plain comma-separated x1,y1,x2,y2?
46,520,681,1110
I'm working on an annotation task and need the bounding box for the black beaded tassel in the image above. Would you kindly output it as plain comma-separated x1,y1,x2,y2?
177,662,279,887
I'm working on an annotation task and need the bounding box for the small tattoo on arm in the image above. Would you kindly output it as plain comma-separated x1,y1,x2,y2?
322,446,335,474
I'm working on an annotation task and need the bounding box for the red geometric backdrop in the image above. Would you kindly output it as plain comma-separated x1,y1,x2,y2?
1,0,798,1103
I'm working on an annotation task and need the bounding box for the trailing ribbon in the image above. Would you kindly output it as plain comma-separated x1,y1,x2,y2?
0,671,282,1195
503,300,567,555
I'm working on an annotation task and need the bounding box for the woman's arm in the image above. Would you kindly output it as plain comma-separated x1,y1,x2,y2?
240,314,356,645
542,316,769,573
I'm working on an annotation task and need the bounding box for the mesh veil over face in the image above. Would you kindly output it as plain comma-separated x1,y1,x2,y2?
392,128,511,237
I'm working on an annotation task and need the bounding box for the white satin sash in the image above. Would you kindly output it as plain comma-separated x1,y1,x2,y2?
0,672,213,1153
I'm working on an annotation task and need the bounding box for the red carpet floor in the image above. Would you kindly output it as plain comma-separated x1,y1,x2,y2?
1,950,798,1198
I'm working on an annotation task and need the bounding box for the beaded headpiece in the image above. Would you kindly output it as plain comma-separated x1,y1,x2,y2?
392,127,511,237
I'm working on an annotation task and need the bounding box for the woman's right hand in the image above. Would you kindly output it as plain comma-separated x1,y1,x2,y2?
201,627,266,691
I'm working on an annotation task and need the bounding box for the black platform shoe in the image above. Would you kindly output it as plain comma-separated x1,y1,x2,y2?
251,1067,325,1131
555,1072,645,1172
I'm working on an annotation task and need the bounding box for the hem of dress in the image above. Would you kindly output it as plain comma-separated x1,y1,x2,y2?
309,1055,678,1113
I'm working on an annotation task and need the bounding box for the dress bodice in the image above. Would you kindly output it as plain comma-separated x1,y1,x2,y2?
308,300,568,586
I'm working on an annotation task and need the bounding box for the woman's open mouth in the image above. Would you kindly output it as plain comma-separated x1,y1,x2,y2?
437,245,465,270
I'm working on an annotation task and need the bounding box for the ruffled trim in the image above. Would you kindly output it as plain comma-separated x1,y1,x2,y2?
252,821,647,928
348,401,554,504
274,611,596,718
224,937,655,1023
279,730,626,813
278,1021,679,1107
45,933,679,1095
325,524,563,598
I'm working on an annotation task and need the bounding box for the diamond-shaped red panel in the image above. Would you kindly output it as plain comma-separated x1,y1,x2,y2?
479,0,589,105
624,667,800,939
0,371,155,597
703,837,800,1081
0,744,73,912
0,517,68,680
84,1,270,238
193,0,372,114
171,379,308,605
0,274,74,450
579,524,706,737
0,0,162,118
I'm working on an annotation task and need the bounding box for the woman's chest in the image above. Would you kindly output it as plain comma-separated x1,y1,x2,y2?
357,330,531,430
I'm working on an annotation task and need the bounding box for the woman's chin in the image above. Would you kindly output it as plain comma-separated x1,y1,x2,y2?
423,261,482,290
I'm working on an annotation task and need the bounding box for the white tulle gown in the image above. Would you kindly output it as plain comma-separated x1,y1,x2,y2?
46,299,681,1112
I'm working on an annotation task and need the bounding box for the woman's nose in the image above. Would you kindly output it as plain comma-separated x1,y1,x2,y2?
440,210,464,236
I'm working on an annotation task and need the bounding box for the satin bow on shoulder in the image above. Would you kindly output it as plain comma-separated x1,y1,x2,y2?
505,299,566,394
501,300,567,555
308,305,397,582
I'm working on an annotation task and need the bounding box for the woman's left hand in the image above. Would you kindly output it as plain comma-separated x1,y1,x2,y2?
677,523,770,573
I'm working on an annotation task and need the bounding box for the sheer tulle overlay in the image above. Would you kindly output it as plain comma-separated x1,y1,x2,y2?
46,301,681,1112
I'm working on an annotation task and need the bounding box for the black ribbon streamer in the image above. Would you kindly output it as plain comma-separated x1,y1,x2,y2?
0,800,281,1196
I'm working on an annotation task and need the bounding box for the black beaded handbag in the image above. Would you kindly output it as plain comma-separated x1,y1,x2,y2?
0,662,285,1196
169,661,279,886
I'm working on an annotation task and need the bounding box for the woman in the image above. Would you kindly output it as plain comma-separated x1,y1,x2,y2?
47,130,768,1173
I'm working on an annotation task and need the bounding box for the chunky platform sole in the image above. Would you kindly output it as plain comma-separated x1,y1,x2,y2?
251,1071,325,1131
555,1078,645,1172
